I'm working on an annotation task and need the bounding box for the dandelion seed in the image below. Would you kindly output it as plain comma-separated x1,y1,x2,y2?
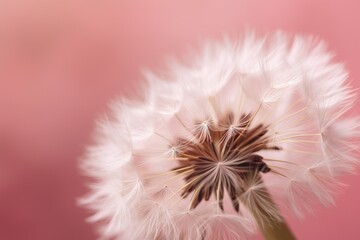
80,32,360,240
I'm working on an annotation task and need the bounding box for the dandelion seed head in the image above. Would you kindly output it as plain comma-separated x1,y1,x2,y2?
80,32,360,239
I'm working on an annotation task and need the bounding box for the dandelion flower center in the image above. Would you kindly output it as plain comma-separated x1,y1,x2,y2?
173,112,279,211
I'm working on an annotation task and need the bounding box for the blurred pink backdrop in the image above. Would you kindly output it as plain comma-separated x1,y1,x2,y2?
1,0,360,239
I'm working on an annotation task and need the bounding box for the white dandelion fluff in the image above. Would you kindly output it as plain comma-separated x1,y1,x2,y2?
80,32,360,240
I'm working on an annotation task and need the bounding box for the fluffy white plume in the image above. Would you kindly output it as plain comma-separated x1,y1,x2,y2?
80,32,359,239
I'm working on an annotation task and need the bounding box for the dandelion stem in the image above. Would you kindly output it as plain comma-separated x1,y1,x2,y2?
259,210,295,239
259,218,296,240
242,179,296,240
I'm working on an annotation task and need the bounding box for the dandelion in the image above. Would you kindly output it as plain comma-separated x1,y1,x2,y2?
80,32,360,240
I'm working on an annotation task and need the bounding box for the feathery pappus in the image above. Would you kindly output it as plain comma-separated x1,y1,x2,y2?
80,32,360,240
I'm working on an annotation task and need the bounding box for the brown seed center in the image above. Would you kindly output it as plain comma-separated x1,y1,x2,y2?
173,112,280,212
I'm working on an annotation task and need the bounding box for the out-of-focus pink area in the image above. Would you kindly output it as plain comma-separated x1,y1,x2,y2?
1,0,360,239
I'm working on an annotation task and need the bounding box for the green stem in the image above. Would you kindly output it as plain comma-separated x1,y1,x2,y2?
258,217,296,240
242,179,296,240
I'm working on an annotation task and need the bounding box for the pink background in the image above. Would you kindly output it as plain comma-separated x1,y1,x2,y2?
1,0,360,239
